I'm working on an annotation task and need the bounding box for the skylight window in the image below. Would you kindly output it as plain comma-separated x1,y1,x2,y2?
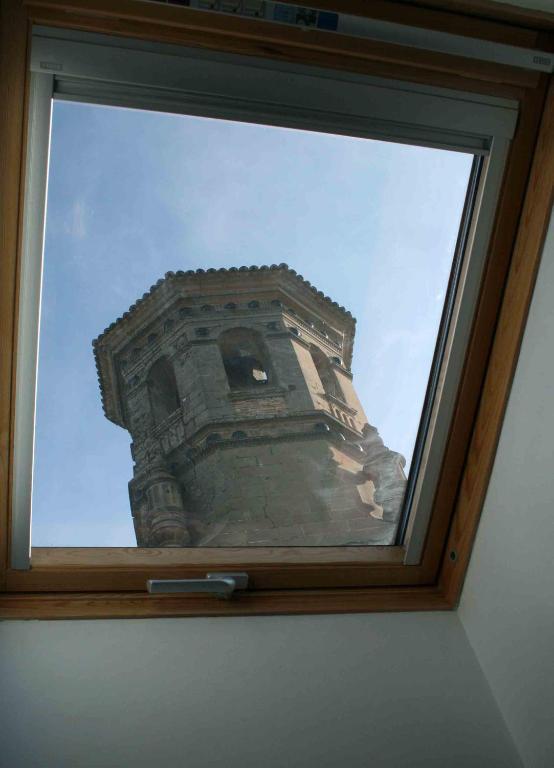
1,0,549,622
5,21,526,612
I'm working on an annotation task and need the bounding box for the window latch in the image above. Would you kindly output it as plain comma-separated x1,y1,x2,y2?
147,572,249,599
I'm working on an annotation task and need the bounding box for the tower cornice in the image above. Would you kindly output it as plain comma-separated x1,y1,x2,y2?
93,264,356,428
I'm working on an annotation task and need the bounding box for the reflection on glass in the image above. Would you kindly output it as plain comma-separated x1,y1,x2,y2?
32,101,473,547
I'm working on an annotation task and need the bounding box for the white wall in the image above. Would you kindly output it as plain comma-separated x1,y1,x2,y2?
460,213,554,768
0,612,521,768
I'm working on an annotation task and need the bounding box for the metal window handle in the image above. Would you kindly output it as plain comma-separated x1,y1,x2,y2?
147,572,249,599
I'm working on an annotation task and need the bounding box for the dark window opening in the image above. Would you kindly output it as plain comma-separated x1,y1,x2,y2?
310,345,344,401
146,357,180,426
219,328,270,389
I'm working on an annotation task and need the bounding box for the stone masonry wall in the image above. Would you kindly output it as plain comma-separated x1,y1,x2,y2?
95,267,408,548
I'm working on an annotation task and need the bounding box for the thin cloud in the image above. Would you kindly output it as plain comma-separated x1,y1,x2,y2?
65,199,88,240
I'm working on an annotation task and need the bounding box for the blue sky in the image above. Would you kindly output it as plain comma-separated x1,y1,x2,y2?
32,101,472,546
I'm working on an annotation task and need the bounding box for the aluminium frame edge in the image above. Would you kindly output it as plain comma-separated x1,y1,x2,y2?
10,71,53,570
403,135,511,564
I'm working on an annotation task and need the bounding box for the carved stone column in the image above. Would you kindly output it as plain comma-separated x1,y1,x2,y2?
130,437,190,547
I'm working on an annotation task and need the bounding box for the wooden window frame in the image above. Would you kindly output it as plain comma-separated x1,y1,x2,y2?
0,0,553,619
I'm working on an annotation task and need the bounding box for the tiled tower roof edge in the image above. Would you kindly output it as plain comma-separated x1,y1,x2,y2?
92,263,355,348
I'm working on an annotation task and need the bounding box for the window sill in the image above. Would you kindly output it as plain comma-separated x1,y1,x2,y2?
0,544,455,619
227,386,286,401
6,545,415,591
0,584,451,620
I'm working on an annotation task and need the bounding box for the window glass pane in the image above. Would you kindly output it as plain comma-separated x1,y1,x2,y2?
32,101,473,547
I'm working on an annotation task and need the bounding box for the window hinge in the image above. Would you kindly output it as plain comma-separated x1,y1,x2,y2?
147,572,249,599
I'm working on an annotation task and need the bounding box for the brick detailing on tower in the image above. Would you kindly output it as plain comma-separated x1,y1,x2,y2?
93,264,407,546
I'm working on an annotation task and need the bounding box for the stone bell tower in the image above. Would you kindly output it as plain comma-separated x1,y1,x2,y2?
93,264,406,547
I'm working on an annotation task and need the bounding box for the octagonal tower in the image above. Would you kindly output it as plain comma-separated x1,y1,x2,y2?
93,264,406,547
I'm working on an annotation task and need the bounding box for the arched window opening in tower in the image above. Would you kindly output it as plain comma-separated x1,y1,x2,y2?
219,328,270,389
146,357,181,426
310,345,344,402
